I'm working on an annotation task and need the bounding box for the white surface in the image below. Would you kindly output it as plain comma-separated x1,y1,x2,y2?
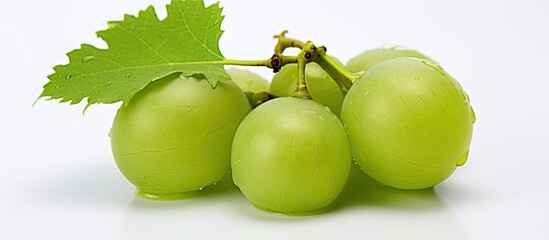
1,0,548,239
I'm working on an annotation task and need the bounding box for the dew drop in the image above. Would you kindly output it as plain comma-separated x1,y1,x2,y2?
470,106,476,124
214,19,221,25
65,74,72,79
106,81,113,86
55,84,61,89
456,150,470,166
199,187,204,191
81,55,95,63
212,182,217,186
108,131,112,137
125,74,131,79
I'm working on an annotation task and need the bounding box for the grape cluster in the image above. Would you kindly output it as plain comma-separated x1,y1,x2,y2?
110,47,474,214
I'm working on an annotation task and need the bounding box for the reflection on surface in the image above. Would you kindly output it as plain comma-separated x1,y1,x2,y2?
118,166,467,240
127,172,241,210
118,173,247,240
335,166,446,211
23,155,469,240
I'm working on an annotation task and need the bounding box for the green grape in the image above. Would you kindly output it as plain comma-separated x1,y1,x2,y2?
341,58,474,190
110,74,251,199
226,68,269,93
346,46,431,73
269,62,345,116
231,97,352,214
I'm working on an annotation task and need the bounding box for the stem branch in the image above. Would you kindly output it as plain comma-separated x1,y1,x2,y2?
274,30,306,54
223,55,298,72
272,31,363,96
226,31,364,103
293,41,318,99
311,47,362,93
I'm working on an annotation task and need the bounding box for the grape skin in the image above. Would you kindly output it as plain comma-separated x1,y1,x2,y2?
226,68,269,93
231,97,351,214
110,74,251,197
270,63,345,116
341,58,474,189
346,46,430,73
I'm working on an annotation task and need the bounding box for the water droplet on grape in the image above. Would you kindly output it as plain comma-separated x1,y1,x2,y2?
65,74,72,79
81,56,95,63
456,150,470,166
470,107,476,124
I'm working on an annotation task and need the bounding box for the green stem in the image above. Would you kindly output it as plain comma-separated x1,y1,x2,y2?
271,31,363,95
223,56,298,72
311,46,362,93
222,59,271,66
293,42,314,99
226,32,363,100
274,30,306,54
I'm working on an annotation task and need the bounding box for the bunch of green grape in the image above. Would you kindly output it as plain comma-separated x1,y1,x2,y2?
110,46,474,214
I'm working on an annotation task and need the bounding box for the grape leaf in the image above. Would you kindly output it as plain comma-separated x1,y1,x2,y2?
40,0,228,107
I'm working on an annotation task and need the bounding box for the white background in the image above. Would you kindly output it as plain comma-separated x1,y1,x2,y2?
1,0,548,239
